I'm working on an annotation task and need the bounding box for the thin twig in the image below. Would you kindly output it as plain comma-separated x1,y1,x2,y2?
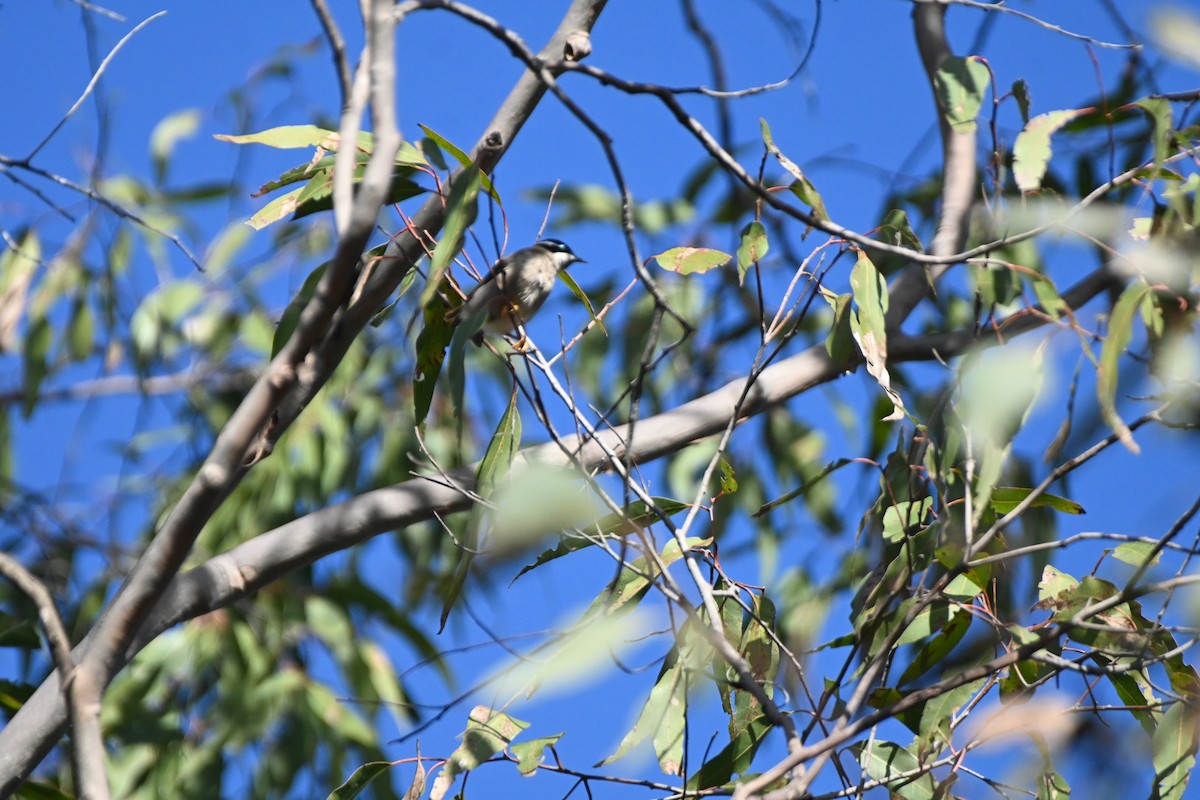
25,12,166,162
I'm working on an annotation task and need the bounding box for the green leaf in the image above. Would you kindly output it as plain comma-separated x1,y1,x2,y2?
1152,702,1198,800
247,186,305,230
558,269,603,334
653,246,732,275
737,221,769,284
412,290,454,429
1036,770,1071,800
850,250,905,421
421,166,482,308
990,487,1084,515
1111,541,1162,568
512,498,689,580
439,388,521,630
760,118,828,221
882,497,932,543
686,716,771,791
417,123,500,202
1011,79,1032,124
1024,271,1069,318
21,316,52,418
272,262,327,357
1136,97,1174,177
327,762,395,800
150,108,201,183
821,291,856,367
511,734,563,776
1097,281,1152,453
854,740,936,800
934,55,990,131
878,209,922,252
430,707,529,800
215,124,343,150
899,610,971,685
1013,109,1090,192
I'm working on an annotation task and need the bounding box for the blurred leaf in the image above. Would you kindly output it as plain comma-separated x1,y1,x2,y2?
1150,6,1200,69
1112,541,1162,568
21,316,52,417
899,609,970,685
327,762,395,800
1098,281,1152,453
1013,109,1090,192
513,497,690,581
1011,79,1031,124
272,262,327,357
1,229,41,352
878,209,922,252
1037,771,1071,800
934,55,990,131
150,108,201,183
512,734,563,776
653,246,732,275
1135,97,1174,183
990,487,1084,515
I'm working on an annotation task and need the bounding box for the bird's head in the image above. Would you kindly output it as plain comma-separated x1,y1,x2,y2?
536,238,586,271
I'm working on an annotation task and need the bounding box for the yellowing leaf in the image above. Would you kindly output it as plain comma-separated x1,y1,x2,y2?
653,247,732,275
1013,109,1090,193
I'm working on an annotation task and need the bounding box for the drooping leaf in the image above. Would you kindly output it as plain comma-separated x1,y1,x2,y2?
439,388,521,630
421,165,482,308
736,221,769,284
1135,97,1174,177
760,118,828,221
1152,701,1198,800
849,251,905,421
1097,281,1152,452
557,269,604,335
1011,79,1032,123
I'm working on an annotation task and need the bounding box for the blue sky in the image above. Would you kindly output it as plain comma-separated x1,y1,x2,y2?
4,1,1200,797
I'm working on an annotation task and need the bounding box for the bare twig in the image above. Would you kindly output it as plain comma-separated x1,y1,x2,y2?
0,554,109,800
25,12,165,162
310,0,353,106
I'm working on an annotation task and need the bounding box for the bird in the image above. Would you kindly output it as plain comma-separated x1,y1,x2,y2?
446,239,585,347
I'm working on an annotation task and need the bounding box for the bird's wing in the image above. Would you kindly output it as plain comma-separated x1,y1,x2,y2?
448,254,512,322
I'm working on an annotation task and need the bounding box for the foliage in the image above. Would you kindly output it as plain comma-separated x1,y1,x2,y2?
1,2,1200,800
